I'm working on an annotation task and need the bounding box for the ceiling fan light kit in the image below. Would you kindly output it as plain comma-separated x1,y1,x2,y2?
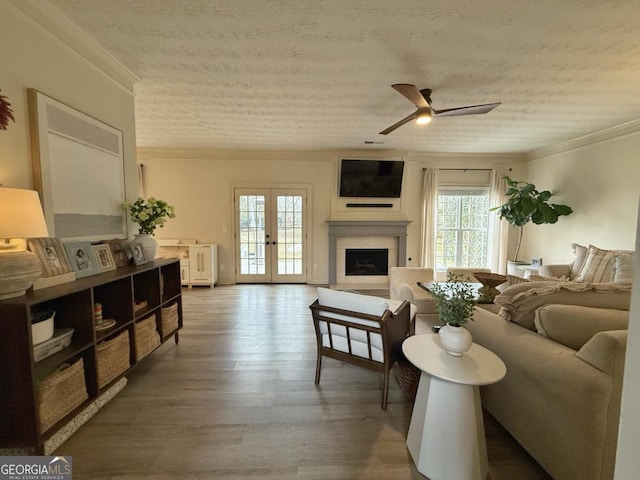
379,84,501,135
415,109,432,125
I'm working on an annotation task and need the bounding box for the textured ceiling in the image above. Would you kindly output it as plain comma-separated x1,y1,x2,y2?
48,0,640,154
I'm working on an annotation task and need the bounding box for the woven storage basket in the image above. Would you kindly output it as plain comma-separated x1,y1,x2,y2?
97,329,131,388
37,357,89,432
395,358,420,402
135,314,161,361
161,302,179,337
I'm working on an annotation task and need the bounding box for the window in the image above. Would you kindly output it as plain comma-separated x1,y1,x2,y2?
435,187,489,270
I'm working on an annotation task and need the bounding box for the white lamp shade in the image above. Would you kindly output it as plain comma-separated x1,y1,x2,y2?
0,188,49,239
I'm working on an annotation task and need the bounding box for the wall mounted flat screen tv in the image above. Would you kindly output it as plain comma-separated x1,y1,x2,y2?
339,159,405,198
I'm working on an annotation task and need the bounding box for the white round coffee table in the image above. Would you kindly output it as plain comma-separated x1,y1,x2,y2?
403,333,506,480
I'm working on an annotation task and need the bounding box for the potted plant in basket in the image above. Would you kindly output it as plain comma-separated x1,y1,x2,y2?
123,197,175,260
427,273,476,356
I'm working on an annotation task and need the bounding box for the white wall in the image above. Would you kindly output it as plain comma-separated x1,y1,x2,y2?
519,128,640,264
138,150,524,284
0,2,138,206
138,150,334,284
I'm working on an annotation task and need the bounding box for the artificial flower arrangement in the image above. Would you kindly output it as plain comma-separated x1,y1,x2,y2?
124,197,176,235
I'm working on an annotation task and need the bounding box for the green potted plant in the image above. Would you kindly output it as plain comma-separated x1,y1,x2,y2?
426,273,476,356
492,176,573,262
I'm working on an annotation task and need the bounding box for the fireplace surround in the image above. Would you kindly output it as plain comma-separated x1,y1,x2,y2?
327,220,410,285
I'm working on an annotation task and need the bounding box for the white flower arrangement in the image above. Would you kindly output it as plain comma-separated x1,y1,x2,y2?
124,197,175,235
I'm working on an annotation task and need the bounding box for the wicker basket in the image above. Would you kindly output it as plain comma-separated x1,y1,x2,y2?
135,314,161,361
395,358,420,402
97,330,131,388
161,302,179,337
37,357,89,432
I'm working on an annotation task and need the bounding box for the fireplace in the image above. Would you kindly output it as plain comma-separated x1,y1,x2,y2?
345,249,389,276
327,220,411,285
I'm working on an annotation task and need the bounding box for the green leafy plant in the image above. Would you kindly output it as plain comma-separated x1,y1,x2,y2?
124,197,175,235
0,89,16,131
492,176,573,261
427,273,476,327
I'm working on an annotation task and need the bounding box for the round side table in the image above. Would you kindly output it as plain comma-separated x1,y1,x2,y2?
403,333,506,480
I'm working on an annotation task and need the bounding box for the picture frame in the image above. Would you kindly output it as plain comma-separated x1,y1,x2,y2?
27,237,73,277
28,89,127,241
64,242,100,278
131,242,148,265
92,244,116,272
106,239,129,268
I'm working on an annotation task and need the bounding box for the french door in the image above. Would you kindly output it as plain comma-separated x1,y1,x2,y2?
235,188,307,283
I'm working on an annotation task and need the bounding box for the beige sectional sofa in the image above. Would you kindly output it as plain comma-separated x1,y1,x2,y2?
466,279,632,480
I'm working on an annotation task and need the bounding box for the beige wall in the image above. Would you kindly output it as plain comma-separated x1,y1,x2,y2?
0,2,138,207
519,129,640,265
138,150,334,284
138,150,523,284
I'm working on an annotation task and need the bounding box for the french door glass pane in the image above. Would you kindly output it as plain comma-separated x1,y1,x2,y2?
276,195,303,275
239,195,266,275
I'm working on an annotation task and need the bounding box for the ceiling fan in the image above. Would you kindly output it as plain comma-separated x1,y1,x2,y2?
379,84,501,135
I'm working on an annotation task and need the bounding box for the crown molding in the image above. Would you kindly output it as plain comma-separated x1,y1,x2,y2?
136,148,337,162
527,119,640,160
7,0,140,95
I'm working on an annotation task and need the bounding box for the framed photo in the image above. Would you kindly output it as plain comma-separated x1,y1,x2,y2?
64,242,100,278
106,239,129,267
92,244,116,272
28,238,73,277
28,89,127,241
131,242,148,265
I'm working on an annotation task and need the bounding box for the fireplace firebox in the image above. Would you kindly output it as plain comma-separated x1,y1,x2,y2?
345,249,389,276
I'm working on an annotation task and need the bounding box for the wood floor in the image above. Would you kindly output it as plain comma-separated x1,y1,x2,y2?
58,284,552,479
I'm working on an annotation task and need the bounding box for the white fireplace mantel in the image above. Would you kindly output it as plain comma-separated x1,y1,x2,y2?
327,220,411,285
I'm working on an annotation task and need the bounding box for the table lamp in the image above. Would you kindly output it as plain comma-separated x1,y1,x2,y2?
0,187,50,299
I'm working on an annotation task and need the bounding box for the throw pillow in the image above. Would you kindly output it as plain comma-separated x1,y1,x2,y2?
575,245,616,283
506,274,529,287
534,304,629,351
614,252,634,283
569,243,589,279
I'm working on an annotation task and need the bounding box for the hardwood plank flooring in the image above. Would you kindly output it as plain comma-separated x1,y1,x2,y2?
57,285,551,479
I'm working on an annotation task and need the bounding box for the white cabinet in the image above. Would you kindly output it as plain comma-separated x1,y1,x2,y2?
189,244,218,287
156,241,218,288
180,260,190,286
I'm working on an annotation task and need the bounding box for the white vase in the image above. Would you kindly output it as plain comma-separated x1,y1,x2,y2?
438,324,473,356
134,234,157,261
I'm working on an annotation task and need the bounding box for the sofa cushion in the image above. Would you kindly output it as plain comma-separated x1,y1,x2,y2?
317,288,388,361
534,304,629,350
575,245,617,283
317,287,388,317
494,281,632,330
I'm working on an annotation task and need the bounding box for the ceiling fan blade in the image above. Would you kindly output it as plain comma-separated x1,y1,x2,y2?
432,102,501,117
379,111,417,135
392,84,429,108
